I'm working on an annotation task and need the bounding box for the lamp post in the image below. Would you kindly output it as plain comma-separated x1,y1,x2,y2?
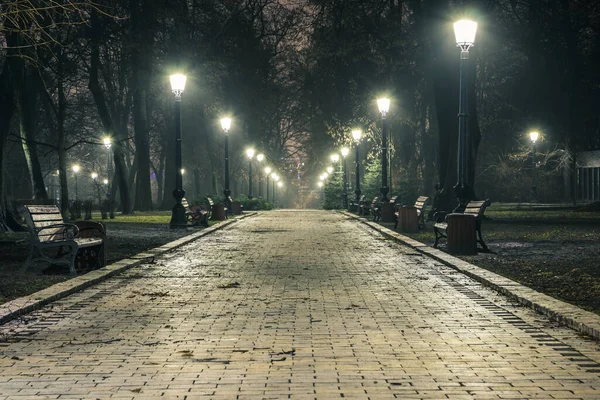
72,164,80,201
168,73,187,228
265,166,272,202
530,131,539,202
91,172,101,207
318,181,324,203
352,129,362,209
221,117,232,212
103,137,111,182
246,148,255,199
271,173,278,207
377,97,390,202
277,181,283,207
256,154,264,197
341,147,349,209
453,19,478,211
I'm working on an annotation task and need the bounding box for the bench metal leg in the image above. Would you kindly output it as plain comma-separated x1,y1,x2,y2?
477,228,489,252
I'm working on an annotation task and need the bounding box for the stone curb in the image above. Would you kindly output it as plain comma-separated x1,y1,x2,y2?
341,210,600,341
0,212,257,326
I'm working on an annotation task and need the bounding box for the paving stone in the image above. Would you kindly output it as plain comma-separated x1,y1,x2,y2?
1,211,600,398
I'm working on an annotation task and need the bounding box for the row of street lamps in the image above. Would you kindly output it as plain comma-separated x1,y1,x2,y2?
169,75,284,227
319,20,476,210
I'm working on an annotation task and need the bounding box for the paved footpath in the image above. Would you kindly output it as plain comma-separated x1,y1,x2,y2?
2,211,600,399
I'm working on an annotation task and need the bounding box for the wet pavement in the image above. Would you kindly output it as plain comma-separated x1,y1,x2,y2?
1,210,600,399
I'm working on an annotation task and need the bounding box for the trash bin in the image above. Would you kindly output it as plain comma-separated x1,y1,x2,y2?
231,201,243,215
381,202,395,222
397,206,418,232
447,213,476,255
211,203,227,221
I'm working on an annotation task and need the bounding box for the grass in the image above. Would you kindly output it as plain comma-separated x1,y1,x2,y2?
384,203,600,314
0,211,224,304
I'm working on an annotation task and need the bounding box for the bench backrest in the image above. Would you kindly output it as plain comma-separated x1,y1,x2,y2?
206,197,214,207
358,195,366,203
370,197,379,205
389,196,398,204
414,196,429,211
22,205,68,243
464,200,489,218
181,197,189,209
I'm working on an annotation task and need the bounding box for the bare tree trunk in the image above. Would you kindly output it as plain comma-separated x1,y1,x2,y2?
88,9,132,214
0,61,15,223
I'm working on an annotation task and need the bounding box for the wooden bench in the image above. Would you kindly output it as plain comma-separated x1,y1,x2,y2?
395,196,429,229
21,205,106,274
370,197,382,221
356,195,367,215
433,200,490,251
182,197,210,227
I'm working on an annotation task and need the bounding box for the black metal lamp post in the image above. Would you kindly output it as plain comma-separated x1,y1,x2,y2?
530,131,539,202
220,117,232,213
271,173,279,207
265,167,271,202
256,153,264,197
246,148,255,199
318,180,324,203
169,73,187,228
453,20,478,211
277,181,283,207
377,98,390,202
341,147,349,209
72,164,80,201
330,153,340,207
352,129,362,209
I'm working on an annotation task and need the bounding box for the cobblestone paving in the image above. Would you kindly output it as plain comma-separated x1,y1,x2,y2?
2,211,600,399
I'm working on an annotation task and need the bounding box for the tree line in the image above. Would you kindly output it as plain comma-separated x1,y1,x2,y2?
1,0,599,223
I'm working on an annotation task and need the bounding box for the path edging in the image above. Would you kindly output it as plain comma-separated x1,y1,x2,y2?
0,213,257,326
341,210,600,341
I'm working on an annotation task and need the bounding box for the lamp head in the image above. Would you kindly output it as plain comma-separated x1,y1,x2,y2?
180,168,185,175
103,179,109,185
170,73,186,97
91,172,98,180
529,131,539,144
320,174,325,181
318,182,323,187
271,172,277,180
330,154,340,163
220,117,232,132
326,166,334,174
352,129,362,142
341,147,350,158
257,153,264,162
454,19,477,48
277,181,283,188
265,167,272,174
246,148,255,159
72,164,80,173
103,137,111,149
377,98,390,115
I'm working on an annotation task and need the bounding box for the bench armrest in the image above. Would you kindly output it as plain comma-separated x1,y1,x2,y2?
35,223,80,240
432,211,448,223
75,221,106,240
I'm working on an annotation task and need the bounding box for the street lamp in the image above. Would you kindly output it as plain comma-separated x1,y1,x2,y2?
103,137,111,179
276,180,283,207
72,164,80,200
453,19,477,211
257,154,264,197
169,73,187,228
221,117,232,213
377,97,390,202
529,131,540,202
327,166,334,175
352,129,362,209
265,166,272,202
91,172,100,206
271,173,278,207
341,147,349,208
318,181,324,203
246,148,255,199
